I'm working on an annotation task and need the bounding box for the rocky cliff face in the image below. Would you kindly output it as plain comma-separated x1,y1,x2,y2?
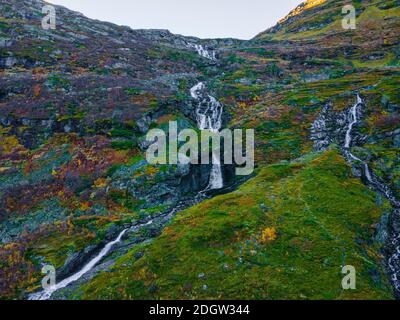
0,0,399,299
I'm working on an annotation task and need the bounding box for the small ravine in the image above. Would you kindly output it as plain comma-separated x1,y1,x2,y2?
311,95,400,299
342,95,400,297
29,44,223,300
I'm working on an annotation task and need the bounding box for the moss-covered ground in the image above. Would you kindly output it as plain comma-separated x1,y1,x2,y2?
76,150,394,300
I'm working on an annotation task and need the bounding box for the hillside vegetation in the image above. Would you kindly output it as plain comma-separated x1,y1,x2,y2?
0,0,398,299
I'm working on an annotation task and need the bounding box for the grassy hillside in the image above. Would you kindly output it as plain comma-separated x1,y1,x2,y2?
256,0,400,42
76,150,394,300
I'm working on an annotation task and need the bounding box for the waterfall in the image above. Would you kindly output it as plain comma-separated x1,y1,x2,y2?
343,95,371,177
190,82,224,190
344,98,360,149
344,95,400,206
28,191,209,301
28,44,222,300
187,43,216,61
389,209,400,296
28,45,221,300
29,220,153,300
188,43,223,190
343,94,400,296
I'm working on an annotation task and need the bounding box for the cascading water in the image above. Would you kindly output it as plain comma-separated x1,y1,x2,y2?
344,95,400,206
343,95,374,183
187,43,216,61
29,44,222,300
344,95,363,149
389,208,400,296
190,82,224,190
29,220,152,300
343,94,400,297
28,191,206,300
29,229,127,300
188,43,223,190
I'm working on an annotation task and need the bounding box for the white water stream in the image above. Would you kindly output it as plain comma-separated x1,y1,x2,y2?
344,95,374,183
187,43,216,61
344,95,400,294
389,210,400,295
188,43,223,190
190,82,224,190
29,44,222,300
29,221,152,300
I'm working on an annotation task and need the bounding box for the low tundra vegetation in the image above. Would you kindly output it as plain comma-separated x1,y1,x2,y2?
76,150,393,300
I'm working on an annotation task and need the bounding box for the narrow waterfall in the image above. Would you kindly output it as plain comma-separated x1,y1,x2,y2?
28,189,206,300
29,221,152,300
344,97,361,149
190,82,224,190
389,208,400,296
29,43,223,301
343,94,400,296
344,95,400,206
187,43,216,61
188,44,223,190
343,96,374,183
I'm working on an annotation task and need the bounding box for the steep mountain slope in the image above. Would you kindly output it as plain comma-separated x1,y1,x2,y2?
0,0,399,300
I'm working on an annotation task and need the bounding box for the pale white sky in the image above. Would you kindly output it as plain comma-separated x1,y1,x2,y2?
47,0,304,39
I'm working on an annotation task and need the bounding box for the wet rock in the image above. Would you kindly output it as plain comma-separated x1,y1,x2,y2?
310,100,367,152
381,95,390,109
57,244,101,280
374,211,390,244
105,224,121,241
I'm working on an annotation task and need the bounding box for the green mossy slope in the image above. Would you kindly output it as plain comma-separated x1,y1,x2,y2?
77,150,394,300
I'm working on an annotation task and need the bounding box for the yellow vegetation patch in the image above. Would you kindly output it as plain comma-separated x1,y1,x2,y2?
0,135,21,154
94,178,108,188
304,0,326,10
80,202,91,211
260,227,278,243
